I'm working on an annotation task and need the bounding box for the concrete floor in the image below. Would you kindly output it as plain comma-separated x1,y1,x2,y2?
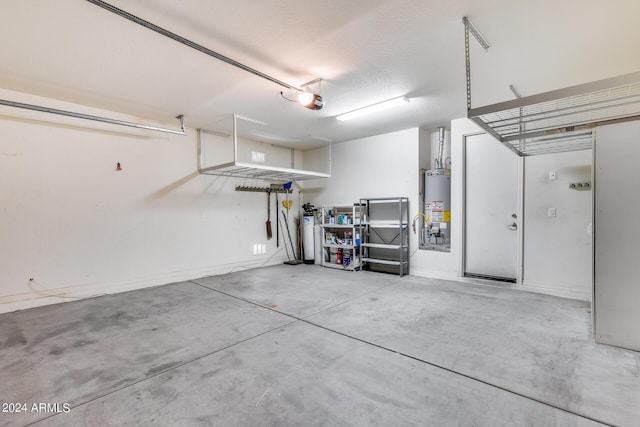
1,265,639,426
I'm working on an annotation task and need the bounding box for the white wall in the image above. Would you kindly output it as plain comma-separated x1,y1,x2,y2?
522,151,593,300
419,128,431,174
303,128,420,207
303,128,423,271
0,88,292,313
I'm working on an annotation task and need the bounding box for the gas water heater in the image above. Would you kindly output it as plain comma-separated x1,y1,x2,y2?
424,127,451,250
424,169,451,247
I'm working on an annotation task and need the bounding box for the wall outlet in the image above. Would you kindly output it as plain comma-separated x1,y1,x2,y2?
549,170,557,180
548,207,556,217
252,244,266,255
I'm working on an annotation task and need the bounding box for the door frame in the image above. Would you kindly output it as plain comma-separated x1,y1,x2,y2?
459,131,525,285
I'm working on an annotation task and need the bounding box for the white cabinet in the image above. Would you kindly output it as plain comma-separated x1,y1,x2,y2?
320,204,363,271
594,122,640,351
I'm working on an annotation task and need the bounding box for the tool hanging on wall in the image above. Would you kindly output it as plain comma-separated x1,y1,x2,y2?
235,185,292,245
266,190,272,240
275,190,279,247
281,182,293,210
282,210,303,265
278,214,290,260
282,199,293,210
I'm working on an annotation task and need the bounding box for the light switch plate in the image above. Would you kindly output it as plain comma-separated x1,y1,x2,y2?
548,207,556,217
549,170,557,180
251,151,265,163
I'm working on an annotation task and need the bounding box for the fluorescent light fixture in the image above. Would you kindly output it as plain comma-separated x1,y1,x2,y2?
336,96,410,121
310,135,332,143
236,115,267,126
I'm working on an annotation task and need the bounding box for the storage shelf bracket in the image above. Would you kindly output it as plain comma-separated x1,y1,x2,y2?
0,98,186,135
235,186,292,194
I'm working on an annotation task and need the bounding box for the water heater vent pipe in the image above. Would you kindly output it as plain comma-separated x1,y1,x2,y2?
436,127,446,169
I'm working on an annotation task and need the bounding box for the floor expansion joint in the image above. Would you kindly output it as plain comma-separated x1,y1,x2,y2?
192,281,610,426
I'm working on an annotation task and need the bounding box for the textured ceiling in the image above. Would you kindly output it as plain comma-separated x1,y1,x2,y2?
1,0,639,148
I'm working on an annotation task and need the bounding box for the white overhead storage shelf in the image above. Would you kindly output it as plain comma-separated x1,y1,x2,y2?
199,161,330,181
468,71,640,156
198,114,331,182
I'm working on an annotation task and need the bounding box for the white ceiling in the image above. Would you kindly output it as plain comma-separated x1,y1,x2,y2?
1,0,639,148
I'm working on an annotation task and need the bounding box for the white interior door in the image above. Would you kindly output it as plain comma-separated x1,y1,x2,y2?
464,133,519,282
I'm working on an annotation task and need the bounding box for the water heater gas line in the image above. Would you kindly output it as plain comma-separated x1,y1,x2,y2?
412,212,428,234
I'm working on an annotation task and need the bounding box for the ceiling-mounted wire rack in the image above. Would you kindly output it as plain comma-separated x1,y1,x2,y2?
200,161,330,182
468,71,640,156
463,17,640,156
197,114,331,182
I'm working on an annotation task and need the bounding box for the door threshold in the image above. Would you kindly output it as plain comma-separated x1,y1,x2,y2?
464,273,517,284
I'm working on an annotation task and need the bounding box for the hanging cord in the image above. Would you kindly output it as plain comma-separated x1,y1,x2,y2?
27,278,107,300
280,92,298,103
409,246,420,259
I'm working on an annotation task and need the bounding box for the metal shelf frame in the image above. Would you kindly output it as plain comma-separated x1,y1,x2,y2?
358,197,410,277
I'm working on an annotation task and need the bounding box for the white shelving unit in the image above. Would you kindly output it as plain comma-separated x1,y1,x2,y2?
320,204,364,271
197,115,331,182
358,197,410,276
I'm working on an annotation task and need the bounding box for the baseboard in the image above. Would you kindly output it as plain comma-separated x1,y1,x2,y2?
411,270,515,289
0,256,288,314
410,268,460,281
521,280,592,302
410,270,592,302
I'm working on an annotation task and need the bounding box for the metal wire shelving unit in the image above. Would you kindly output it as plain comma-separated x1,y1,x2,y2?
463,17,640,156
468,71,640,156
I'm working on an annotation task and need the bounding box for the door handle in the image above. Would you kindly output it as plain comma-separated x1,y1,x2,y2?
507,222,517,231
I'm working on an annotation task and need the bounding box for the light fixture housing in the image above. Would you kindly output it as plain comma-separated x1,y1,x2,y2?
298,92,325,110
336,96,410,121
